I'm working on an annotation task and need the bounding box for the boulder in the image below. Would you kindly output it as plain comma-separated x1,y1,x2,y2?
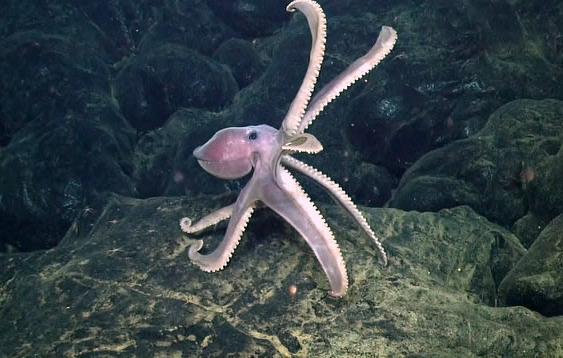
499,214,563,317
0,94,135,252
0,30,109,146
114,44,238,132
390,99,563,228
213,38,265,88
206,0,288,37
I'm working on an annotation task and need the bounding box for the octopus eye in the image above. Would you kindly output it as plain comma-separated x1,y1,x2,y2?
248,131,258,140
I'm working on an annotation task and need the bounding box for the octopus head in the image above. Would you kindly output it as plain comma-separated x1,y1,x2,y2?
193,125,279,179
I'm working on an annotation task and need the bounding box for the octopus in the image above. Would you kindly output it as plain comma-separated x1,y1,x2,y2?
181,0,397,297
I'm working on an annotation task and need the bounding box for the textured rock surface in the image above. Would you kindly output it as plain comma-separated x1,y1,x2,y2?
114,44,238,132
390,99,563,227
206,0,289,37
213,38,266,88
1,196,561,357
499,214,563,317
0,94,136,251
336,0,562,173
0,30,108,136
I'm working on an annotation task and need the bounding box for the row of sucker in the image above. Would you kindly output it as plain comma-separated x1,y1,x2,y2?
281,155,388,266
282,0,327,137
278,166,349,297
180,204,234,234
298,26,398,134
188,205,255,272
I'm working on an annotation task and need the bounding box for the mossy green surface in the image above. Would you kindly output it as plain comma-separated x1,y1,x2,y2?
1,196,561,357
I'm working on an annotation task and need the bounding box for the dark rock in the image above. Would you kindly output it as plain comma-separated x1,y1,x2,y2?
206,0,288,37
114,44,238,132
320,0,562,173
347,162,397,207
213,38,265,88
74,1,157,59
233,23,313,124
389,172,480,213
0,95,136,251
0,30,110,146
74,1,235,60
2,196,560,356
167,1,562,199
1,0,562,292
390,99,563,228
499,214,563,316
135,2,235,56
345,91,409,167
528,139,563,220
511,212,550,249
1,1,102,39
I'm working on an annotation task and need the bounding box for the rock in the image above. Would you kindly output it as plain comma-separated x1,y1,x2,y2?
0,30,109,146
134,2,235,56
106,0,563,205
499,214,563,317
321,1,562,173
114,44,238,132
0,95,136,251
2,196,561,356
1,2,562,329
347,162,397,207
390,99,563,228
75,1,236,59
528,139,563,220
206,0,288,37
512,212,549,249
345,91,409,169
213,38,265,88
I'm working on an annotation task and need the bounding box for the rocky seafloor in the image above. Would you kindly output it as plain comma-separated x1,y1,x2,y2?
1,0,562,356
1,195,562,356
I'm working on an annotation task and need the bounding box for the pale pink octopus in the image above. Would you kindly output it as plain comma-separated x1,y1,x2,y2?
181,0,397,297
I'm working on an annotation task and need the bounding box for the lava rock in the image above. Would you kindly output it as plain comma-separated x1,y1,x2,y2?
114,44,238,132
134,2,235,56
0,95,136,251
213,38,265,88
390,99,563,228
511,212,548,249
347,162,397,207
499,214,563,317
206,0,288,37
2,196,561,356
0,30,109,146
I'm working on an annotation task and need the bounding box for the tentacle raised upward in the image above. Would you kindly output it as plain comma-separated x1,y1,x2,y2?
282,0,327,137
298,26,398,134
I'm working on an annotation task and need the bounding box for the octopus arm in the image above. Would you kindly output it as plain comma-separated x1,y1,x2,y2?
188,186,256,272
298,26,398,134
282,0,327,137
261,166,348,297
180,204,234,234
281,155,388,266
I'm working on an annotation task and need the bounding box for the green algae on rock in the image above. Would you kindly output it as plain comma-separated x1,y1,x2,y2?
1,196,561,357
